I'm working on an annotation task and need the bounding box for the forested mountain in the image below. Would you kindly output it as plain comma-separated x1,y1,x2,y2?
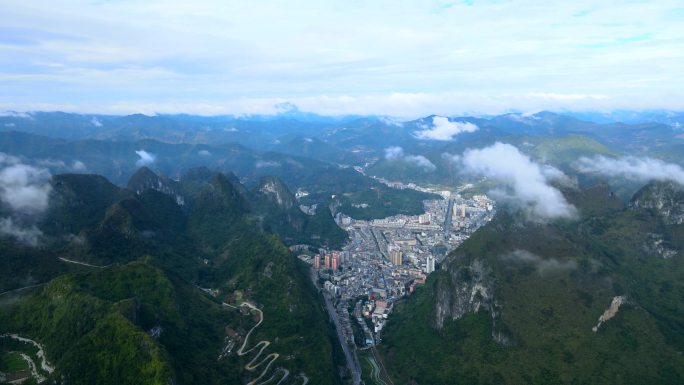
380,182,684,384
0,168,348,384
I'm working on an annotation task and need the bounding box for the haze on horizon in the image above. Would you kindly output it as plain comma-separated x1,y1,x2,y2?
1,0,683,117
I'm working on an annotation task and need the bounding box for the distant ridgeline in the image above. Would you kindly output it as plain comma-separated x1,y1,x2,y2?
0,168,347,385
380,181,684,384
5,110,681,215
0,130,438,220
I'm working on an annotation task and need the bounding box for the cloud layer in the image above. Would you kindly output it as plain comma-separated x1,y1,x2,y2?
384,146,436,171
384,146,405,160
1,1,683,116
501,249,577,275
461,142,576,220
135,150,156,167
0,217,43,246
255,160,281,168
414,116,479,140
575,156,684,185
0,153,52,246
0,160,51,213
36,158,87,172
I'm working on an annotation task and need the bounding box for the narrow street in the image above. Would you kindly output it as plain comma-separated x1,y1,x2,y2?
310,268,361,385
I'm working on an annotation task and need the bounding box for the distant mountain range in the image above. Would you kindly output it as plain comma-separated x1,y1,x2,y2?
2,109,682,177
3,109,683,213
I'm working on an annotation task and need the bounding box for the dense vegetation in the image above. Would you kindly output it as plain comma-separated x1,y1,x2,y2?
334,185,439,220
0,168,346,384
380,183,684,384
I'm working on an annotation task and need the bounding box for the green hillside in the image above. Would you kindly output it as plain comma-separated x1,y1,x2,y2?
335,185,439,220
0,169,346,384
380,183,684,384
524,134,617,166
251,176,348,248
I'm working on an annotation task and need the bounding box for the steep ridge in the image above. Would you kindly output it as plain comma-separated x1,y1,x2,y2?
630,181,684,225
127,166,185,206
251,176,347,249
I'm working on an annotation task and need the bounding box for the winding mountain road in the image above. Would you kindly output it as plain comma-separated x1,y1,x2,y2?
223,302,308,385
1,334,54,383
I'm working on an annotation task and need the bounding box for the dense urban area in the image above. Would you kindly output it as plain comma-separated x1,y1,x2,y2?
299,178,495,366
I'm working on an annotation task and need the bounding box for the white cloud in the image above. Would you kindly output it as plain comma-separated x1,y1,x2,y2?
441,152,461,164
0,111,33,118
0,154,52,246
0,153,21,165
91,116,102,127
256,160,280,168
405,155,436,171
0,160,52,213
35,158,87,172
135,150,156,167
384,146,404,160
1,1,683,116
414,116,478,140
501,249,577,275
384,146,435,171
2,92,683,119
379,116,404,127
72,160,87,171
198,149,211,156
575,156,684,185
0,217,42,246
36,159,66,168
461,142,576,220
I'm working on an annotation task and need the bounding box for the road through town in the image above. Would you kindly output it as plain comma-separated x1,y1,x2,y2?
311,268,361,385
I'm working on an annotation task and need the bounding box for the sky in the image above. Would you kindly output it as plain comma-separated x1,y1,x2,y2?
1,0,683,117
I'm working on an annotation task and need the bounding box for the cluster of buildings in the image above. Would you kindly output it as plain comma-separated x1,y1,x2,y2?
313,251,350,271
304,191,495,346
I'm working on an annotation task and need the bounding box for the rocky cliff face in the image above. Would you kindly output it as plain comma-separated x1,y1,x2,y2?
434,257,497,328
254,176,296,210
127,167,185,206
642,233,678,259
630,181,683,258
433,256,513,345
630,181,684,224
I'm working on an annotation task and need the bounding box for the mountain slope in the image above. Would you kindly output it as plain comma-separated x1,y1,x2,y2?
0,169,346,384
380,183,684,384
251,176,347,248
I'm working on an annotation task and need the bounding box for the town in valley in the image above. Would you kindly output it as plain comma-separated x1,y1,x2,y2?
298,181,495,349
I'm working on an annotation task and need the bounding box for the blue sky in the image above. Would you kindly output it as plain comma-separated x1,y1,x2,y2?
1,0,683,117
